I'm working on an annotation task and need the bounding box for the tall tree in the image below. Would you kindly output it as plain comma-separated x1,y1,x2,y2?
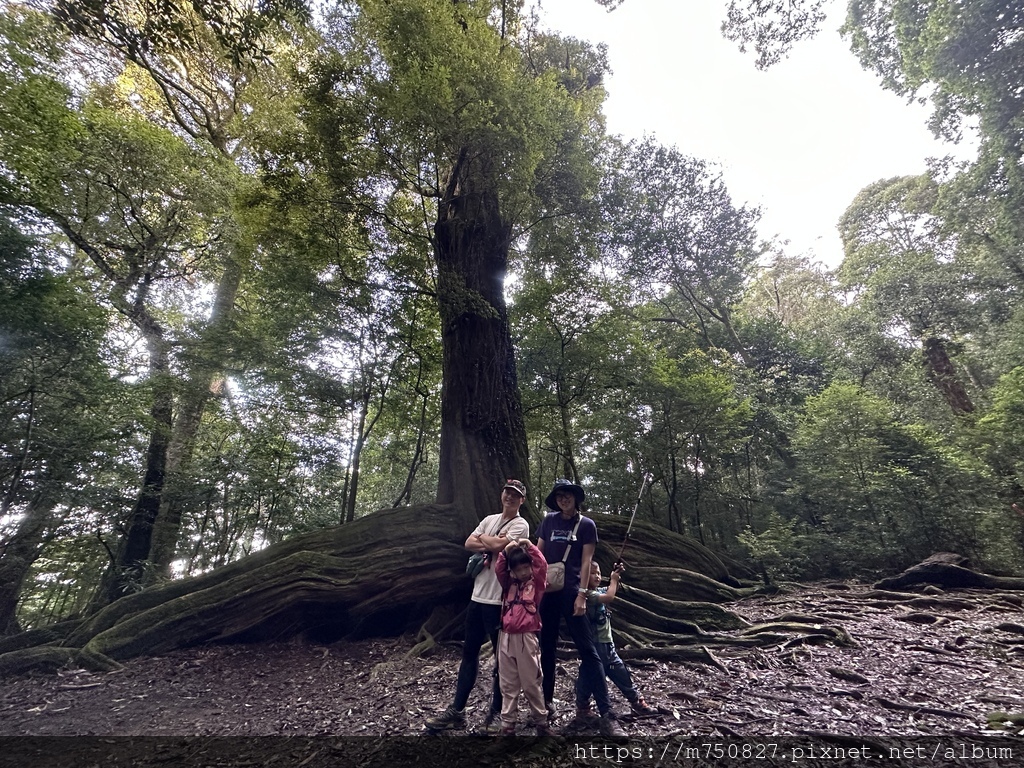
604,138,763,366
0,7,242,599
721,0,830,68
0,1,322,600
838,175,977,414
0,215,122,633
842,0,1024,297
47,0,306,584
308,0,610,519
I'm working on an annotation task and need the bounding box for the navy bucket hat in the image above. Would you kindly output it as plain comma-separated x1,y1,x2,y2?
544,478,585,510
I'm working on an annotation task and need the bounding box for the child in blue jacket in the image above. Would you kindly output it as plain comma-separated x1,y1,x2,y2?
574,562,657,721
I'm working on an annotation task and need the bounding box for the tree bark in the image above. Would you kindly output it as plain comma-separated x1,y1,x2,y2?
922,336,974,414
433,146,531,519
0,494,57,635
93,319,172,606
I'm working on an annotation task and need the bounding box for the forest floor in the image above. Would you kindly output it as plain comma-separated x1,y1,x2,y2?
1,582,1023,767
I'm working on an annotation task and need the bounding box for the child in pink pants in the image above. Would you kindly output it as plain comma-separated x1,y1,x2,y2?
494,538,548,736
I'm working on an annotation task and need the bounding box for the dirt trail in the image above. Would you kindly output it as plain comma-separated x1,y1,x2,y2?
1,583,1021,766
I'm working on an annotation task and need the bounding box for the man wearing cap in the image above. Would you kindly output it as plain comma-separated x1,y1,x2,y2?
425,479,530,733
537,478,627,742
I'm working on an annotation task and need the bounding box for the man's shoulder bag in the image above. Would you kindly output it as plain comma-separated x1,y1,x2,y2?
466,517,516,578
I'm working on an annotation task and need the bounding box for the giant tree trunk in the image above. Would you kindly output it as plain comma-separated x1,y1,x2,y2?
433,147,530,518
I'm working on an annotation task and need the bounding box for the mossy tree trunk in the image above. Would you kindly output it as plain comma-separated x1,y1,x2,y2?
433,146,531,520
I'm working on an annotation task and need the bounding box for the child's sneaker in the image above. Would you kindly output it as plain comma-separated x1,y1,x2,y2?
501,724,516,737
630,696,658,717
425,705,466,731
534,721,555,738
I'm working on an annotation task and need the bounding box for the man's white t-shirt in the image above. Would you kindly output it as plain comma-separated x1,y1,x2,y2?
470,513,530,605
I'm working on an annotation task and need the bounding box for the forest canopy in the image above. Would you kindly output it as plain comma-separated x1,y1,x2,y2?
0,0,1022,638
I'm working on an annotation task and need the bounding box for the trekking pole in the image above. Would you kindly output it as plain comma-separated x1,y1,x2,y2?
614,472,650,567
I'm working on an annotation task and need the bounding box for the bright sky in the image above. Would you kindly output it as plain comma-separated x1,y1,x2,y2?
537,0,977,268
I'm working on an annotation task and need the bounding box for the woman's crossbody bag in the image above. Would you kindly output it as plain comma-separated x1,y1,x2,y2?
545,516,582,592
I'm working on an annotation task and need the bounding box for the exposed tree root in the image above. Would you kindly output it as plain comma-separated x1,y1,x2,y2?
874,697,971,720
874,553,1024,591
11,542,1011,680
405,629,436,659
614,644,729,671
1,505,772,677
826,667,871,685
0,646,78,677
987,711,1024,728
741,622,857,647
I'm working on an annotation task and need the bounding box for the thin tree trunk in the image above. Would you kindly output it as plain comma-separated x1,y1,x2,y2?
0,494,57,635
391,379,430,508
94,321,173,606
668,449,681,534
0,387,35,519
339,384,356,525
556,385,579,483
344,395,370,524
149,253,243,577
690,436,705,545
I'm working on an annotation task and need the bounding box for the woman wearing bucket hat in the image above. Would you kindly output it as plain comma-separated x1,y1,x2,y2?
536,479,627,741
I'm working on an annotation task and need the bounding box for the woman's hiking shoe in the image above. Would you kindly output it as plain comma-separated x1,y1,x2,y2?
630,696,658,717
425,705,466,731
599,715,628,742
545,699,556,724
567,706,599,731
